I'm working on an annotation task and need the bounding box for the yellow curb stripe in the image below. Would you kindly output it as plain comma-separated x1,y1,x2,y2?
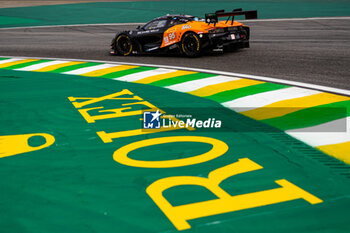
82,65,138,77
188,79,264,97
242,92,350,120
0,59,39,68
134,70,196,84
34,61,86,72
317,141,350,165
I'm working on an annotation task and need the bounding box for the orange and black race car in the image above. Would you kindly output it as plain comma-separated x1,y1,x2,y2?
110,9,257,57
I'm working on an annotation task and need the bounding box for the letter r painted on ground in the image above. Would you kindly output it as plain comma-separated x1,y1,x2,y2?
146,158,323,231
68,89,142,108
68,89,160,123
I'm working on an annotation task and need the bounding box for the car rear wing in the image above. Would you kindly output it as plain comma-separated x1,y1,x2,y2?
205,9,258,25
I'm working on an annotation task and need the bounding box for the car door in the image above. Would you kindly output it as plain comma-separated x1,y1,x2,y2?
136,19,169,50
161,17,189,48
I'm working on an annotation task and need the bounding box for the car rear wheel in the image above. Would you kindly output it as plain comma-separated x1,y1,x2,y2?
181,32,201,57
115,34,133,56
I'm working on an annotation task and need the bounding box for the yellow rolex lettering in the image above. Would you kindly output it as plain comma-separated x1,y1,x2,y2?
68,89,142,108
76,99,160,123
97,115,195,143
113,136,228,168
116,100,160,117
77,102,157,123
66,89,324,230
78,106,134,123
97,126,182,143
146,158,323,231
122,100,157,108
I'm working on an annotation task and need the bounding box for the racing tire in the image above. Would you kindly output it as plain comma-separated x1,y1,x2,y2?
181,32,201,58
114,34,133,56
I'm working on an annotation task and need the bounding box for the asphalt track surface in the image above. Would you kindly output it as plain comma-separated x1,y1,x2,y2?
0,18,349,90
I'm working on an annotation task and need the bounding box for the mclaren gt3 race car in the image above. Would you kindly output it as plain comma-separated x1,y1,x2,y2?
110,9,257,57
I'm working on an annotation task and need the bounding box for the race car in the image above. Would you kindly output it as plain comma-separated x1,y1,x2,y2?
110,9,257,57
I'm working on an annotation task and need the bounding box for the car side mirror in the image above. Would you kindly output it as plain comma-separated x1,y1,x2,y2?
137,25,141,30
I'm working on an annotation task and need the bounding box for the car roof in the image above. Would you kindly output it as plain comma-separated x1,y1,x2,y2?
154,15,195,20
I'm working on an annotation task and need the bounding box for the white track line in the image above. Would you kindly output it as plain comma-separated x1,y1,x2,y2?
1,56,348,155
114,68,176,82
222,87,320,112
166,75,241,92
0,58,25,64
16,60,70,71
63,64,120,75
1,55,349,96
1,16,349,30
286,117,350,147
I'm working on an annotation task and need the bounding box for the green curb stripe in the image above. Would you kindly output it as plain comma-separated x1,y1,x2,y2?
151,73,217,87
0,57,348,164
262,100,350,131
3,60,52,70
49,62,100,73
206,82,289,103
101,66,158,79
0,58,8,61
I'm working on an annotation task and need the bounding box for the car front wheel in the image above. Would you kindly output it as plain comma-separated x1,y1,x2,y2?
114,34,133,56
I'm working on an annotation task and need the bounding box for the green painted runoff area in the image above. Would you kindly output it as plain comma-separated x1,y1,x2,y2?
0,69,349,232
0,0,349,28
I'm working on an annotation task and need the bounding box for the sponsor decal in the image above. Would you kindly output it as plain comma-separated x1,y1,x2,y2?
163,31,176,46
137,29,160,35
146,46,160,52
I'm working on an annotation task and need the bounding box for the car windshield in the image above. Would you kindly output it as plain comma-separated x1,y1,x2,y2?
143,19,167,30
